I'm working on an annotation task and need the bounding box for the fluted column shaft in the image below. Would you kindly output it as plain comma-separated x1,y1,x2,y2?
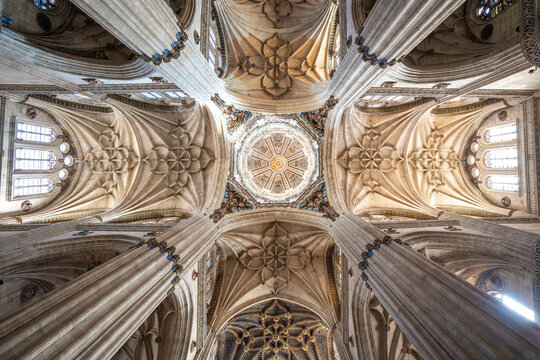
329,212,540,360
0,214,218,360
439,211,540,323
70,0,222,101
330,0,465,109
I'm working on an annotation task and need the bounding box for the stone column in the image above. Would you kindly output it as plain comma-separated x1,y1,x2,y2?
329,212,540,360
330,0,465,109
0,214,218,360
439,211,540,323
70,0,221,101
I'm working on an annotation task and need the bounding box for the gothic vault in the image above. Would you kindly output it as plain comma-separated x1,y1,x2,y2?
0,1,539,360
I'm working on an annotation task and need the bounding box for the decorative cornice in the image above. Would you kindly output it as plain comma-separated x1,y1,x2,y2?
370,219,459,229
437,207,505,218
356,97,435,113
29,95,113,113
106,94,187,112
110,210,190,223
523,99,540,215
139,24,188,66
0,83,182,94
521,0,540,67
360,209,434,220
431,98,504,115
365,87,536,98
33,211,103,224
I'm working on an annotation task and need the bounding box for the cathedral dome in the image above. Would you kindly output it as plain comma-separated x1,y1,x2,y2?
233,118,319,204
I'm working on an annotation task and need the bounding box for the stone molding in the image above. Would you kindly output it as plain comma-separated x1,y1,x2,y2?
365,87,536,98
0,83,181,94
521,0,540,67
522,99,540,215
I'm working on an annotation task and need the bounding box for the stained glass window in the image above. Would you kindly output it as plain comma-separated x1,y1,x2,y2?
484,148,517,169
486,175,519,191
16,123,56,143
34,0,56,10
485,125,517,143
13,177,54,197
15,148,57,171
476,0,515,21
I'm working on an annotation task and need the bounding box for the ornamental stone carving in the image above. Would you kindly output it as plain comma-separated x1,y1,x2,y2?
143,124,214,197
239,222,312,294
411,130,458,189
521,0,540,67
238,33,316,99
337,127,403,189
83,126,138,196
218,299,331,360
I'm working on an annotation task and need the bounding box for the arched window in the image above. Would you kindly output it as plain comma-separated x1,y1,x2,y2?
16,123,56,143
476,0,516,21
485,125,516,143
487,175,519,192
14,148,57,171
13,178,54,197
208,27,217,68
34,0,57,10
484,148,517,169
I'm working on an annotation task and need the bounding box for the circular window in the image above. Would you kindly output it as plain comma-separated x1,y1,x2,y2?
501,196,511,207
58,168,69,180
467,155,476,165
470,142,480,153
471,167,480,178
63,155,74,167
59,142,70,153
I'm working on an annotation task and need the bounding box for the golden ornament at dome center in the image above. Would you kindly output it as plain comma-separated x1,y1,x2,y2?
270,155,286,172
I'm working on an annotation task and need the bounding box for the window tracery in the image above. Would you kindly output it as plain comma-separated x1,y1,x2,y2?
486,175,519,192
14,148,57,171
483,148,518,169
476,0,516,21
464,109,522,208
485,125,517,143
33,0,57,10
10,108,75,205
13,178,54,197
208,4,225,77
16,123,56,143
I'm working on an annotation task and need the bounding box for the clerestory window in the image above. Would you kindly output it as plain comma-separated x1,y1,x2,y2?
16,123,56,143
476,0,516,21
14,148,57,171
484,148,517,169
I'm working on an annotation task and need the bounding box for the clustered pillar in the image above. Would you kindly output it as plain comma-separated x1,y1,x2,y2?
329,212,540,360
0,215,217,360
